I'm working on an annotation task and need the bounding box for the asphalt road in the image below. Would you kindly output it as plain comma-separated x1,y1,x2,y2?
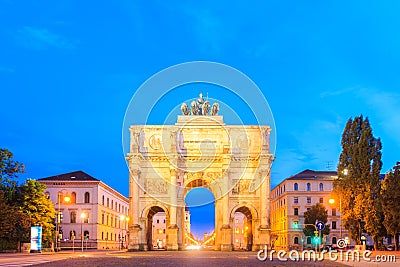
0,250,398,267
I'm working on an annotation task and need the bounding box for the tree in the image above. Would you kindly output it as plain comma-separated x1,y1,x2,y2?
334,115,384,249
0,191,30,251
17,179,56,248
303,203,330,245
0,148,24,201
381,162,400,251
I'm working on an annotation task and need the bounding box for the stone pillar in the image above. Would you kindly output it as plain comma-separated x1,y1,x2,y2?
167,168,179,250
257,167,271,251
220,171,232,251
128,168,142,251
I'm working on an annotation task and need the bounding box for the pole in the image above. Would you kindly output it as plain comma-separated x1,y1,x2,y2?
339,197,342,239
56,193,60,252
81,219,84,252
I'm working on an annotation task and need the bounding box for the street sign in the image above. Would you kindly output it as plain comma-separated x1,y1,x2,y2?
316,221,325,231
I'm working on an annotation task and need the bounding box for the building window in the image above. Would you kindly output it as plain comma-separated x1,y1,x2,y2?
84,230,89,240
294,237,299,244
106,215,109,226
307,197,311,204
319,183,323,191
84,192,90,203
111,200,114,209
107,198,109,207
70,230,76,240
307,236,311,244
102,232,104,240
306,183,311,191
307,207,311,211
119,204,121,212
294,208,299,216
102,195,105,205
157,219,160,224
332,237,337,245
83,212,89,223
319,197,323,203
71,192,76,203
115,202,118,210
294,197,298,204
70,211,76,223
332,208,337,216
102,214,105,224
163,229,166,234
332,221,337,229
294,183,298,191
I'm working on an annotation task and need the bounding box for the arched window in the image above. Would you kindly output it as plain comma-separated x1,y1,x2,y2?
71,192,76,203
319,183,323,191
294,183,298,191
84,230,89,240
294,237,299,244
84,192,90,203
332,237,337,245
306,183,311,191
70,230,76,240
70,211,76,223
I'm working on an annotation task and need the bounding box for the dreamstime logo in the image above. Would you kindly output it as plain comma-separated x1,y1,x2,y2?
121,61,276,207
256,245,375,263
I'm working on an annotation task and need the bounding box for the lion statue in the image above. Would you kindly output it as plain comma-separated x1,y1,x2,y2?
190,101,199,115
181,103,190,115
211,103,219,116
202,101,210,115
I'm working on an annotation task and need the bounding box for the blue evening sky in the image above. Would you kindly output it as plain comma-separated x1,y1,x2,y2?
1,1,400,237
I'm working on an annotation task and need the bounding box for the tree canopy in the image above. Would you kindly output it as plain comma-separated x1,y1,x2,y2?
0,148,55,251
303,203,330,242
334,115,384,248
381,162,400,251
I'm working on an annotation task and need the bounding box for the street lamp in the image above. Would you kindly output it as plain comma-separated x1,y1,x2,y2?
80,213,86,252
120,215,130,249
56,191,70,252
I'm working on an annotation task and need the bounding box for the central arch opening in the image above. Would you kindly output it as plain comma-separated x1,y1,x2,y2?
147,206,167,250
233,206,253,251
184,185,215,249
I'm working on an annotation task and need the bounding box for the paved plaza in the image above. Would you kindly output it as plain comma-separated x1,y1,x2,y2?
0,250,397,267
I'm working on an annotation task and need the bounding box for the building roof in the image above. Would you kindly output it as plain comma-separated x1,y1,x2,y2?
286,169,337,181
38,170,100,182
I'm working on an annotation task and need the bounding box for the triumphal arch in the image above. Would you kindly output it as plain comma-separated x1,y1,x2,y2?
127,94,273,251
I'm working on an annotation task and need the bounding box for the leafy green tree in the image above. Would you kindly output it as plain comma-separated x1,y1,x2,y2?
0,191,30,251
0,148,24,201
334,115,384,249
17,179,56,248
381,162,400,251
303,203,330,243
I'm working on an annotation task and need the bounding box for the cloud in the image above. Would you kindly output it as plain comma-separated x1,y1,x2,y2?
320,86,359,98
16,26,77,50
